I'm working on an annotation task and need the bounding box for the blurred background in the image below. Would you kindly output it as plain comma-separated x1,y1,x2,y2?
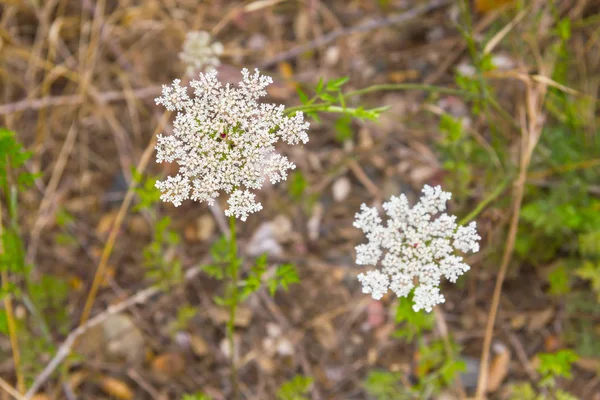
0,0,599,399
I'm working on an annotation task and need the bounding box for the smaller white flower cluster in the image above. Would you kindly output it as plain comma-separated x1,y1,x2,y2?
179,31,224,76
154,68,309,221
354,185,481,312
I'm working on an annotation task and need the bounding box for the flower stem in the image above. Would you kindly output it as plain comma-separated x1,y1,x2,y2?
227,214,239,399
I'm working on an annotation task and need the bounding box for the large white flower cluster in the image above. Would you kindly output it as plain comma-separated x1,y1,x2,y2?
154,68,309,221
179,31,223,76
354,185,480,312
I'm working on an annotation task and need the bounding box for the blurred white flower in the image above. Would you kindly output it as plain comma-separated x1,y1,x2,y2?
154,68,309,221
179,31,224,76
354,185,480,312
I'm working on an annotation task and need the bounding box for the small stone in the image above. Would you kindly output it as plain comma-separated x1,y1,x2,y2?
190,334,209,356
152,353,186,380
102,314,145,363
197,214,215,241
332,177,351,202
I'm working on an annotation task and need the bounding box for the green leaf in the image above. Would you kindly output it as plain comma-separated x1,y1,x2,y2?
315,78,324,94
318,92,337,103
288,171,307,201
537,350,579,379
210,236,231,263
364,370,405,400
296,87,308,104
548,263,571,296
556,18,571,41
277,375,313,400
326,76,349,91
393,294,434,341
182,393,212,400
0,309,8,335
202,264,224,280
575,261,600,301
334,115,353,143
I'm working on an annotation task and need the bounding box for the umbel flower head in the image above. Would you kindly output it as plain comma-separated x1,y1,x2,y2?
154,68,309,221
354,185,480,312
179,31,224,76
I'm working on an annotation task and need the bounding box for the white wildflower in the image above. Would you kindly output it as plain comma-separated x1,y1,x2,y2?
179,31,224,76
353,185,481,312
154,68,309,220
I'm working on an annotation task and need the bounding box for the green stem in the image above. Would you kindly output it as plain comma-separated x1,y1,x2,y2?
345,83,473,98
227,214,239,399
459,176,512,226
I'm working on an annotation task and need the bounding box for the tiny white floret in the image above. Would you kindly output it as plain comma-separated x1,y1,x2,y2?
154,69,309,220
354,185,481,312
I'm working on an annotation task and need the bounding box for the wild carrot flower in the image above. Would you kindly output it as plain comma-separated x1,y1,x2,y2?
354,185,480,312
179,31,224,76
154,68,309,221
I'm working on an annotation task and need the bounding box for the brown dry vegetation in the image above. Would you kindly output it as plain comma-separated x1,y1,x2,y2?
1,0,600,399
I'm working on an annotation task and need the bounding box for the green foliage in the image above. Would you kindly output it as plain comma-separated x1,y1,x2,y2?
205,236,299,299
240,254,268,300
29,274,69,333
366,292,463,399
277,375,313,400
413,339,466,396
364,339,466,400
510,350,580,399
181,393,212,400
547,264,571,296
364,371,408,400
393,295,434,341
288,170,308,202
142,216,182,287
0,128,67,380
334,114,353,143
168,304,197,334
575,261,600,302
294,77,387,124
268,263,300,296
133,169,162,211
0,128,38,190
436,113,499,206
537,350,579,380
509,382,579,400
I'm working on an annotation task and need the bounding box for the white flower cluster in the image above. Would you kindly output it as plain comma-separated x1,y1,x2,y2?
179,31,224,76
354,185,480,312
154,68,309,221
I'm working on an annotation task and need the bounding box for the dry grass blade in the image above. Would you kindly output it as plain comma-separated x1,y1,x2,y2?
78,112,169,326
0,377,24,400
474,73,549,400
24,258,209,400
261,0,452,68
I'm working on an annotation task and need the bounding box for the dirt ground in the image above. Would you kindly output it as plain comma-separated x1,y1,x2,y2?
0,0,599,399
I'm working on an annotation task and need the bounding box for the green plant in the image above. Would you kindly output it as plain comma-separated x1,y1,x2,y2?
364,370,410,400
0,128,69,389
277,375,313,400
393,295,434,341
182,393,212,400
508,350,580,400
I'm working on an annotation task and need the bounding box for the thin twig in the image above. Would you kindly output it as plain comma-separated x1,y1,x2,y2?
26,123,78,266
474,75,548,399
260,0,451,68
0,86,161,116
78,111,168,326
24,285,159,399
24,261,207,399
0,377,24,400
